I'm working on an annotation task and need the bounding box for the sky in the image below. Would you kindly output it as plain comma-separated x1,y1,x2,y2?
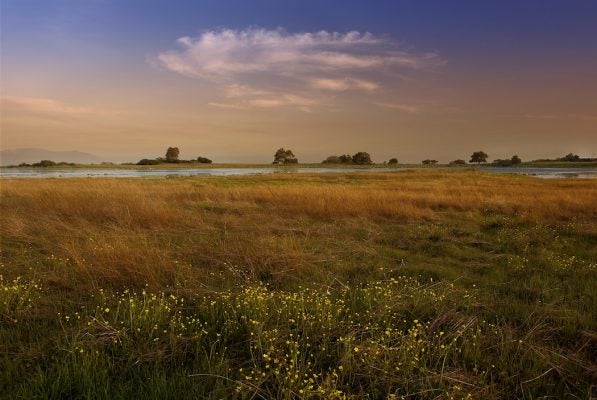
1,0,596,163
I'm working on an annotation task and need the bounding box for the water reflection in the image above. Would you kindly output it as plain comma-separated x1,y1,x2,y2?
1,167,596,179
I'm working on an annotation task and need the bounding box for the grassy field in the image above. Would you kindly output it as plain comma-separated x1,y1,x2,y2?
1,171,596,399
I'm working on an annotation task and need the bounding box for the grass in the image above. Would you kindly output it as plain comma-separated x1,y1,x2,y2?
1,171,596,399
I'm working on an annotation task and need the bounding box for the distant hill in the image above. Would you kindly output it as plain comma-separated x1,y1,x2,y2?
0,148,101,166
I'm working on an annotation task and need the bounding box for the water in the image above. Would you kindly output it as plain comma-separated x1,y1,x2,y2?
1,166,596,179
481,167,597,179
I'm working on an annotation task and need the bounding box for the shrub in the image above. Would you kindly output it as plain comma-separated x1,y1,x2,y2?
388,158,398,164
352,152,372,165
560,153,580,162
32,160,57,167
137,159,161,165
449,159,467,166
338,154,353,164
196,157,212,164
322,156,341,164
492,159,513,167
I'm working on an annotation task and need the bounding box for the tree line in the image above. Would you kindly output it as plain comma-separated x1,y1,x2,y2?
14,148,593,167
137,147,212,165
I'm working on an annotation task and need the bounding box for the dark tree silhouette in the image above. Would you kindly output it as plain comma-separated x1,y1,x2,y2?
33,160,57,167
422,159,438,165
322,155,341,164
493,155,523,167
469,151,488,164
197,156,212,164
352,152,372,165
388,158,398,164
560,153,580,162
165,147,180,163
273,148,298,164
137,159,160,165
338,154,352,164
449,159,467,166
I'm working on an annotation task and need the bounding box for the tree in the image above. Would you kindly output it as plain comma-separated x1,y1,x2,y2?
560,153,580,162
388,158,398,165
165,147,180,163
492,159,513,167
322,155,341,164
492,155,522,167
273,148,298,164
32,160,57,167
449,159,467,166
197,156,212,164
338,154,352,164
469,151,488,164
422,159,438,165
352,152,372,165
137,158,160,165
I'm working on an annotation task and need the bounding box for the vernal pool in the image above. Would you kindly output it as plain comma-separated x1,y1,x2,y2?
1,166,596,179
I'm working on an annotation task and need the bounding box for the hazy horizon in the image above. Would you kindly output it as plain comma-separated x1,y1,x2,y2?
1,1,596,163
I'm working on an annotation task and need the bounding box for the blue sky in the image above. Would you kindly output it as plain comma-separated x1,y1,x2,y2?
1,0,596,162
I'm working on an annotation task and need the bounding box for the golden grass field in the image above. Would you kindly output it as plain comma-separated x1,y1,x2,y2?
1,171,596,399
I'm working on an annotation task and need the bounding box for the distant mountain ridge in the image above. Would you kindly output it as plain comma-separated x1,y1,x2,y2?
0,148,101,166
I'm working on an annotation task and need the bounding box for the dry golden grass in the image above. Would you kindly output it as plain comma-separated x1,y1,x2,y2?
1,171,596,399
1,171,596,290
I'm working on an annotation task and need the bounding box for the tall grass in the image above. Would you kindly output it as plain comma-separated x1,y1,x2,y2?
1,171,596,398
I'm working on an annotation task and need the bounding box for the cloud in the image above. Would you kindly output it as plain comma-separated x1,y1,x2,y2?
155,27,444,111
157,28,442,79
1,96,100,115
223,84,270,98
0,96,116,120
209,93,319,112
207,102,249,110
248,98,285,108
309,77,380,92
374,102,419,113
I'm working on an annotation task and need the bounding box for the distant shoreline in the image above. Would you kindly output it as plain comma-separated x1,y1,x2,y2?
2,161,597,170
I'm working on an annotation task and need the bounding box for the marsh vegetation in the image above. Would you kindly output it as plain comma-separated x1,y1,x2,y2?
1,172,596,399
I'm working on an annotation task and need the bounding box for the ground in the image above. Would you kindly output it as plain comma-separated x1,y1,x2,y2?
1,171,596,399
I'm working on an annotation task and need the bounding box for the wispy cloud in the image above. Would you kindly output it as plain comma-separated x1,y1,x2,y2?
1,96,103,116
223,84,270,98
154,27,444,111
209,93,319,112
156,28,442,79
308,77,379,92
207,102,250,110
